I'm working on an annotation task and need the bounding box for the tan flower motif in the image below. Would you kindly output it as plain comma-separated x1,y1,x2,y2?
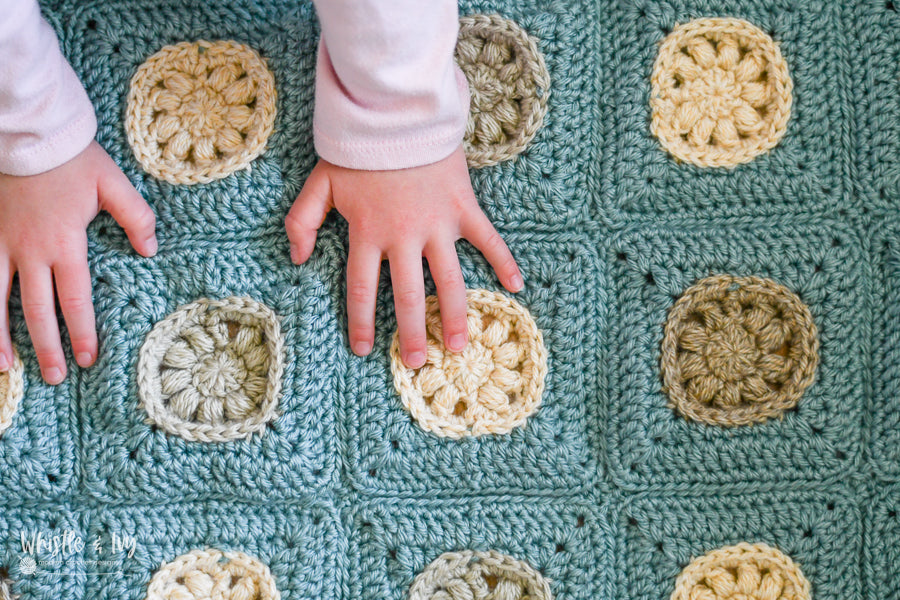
0,346,24,436
672,543,811,600
661,275,818,427
651,18,792,167
145,548,280,600
456,14,550,168
126,40,277,184
391,289,547,438
409,551,551,600
138,297,284,443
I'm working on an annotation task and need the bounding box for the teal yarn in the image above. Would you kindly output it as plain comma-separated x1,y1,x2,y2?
0,0,897,599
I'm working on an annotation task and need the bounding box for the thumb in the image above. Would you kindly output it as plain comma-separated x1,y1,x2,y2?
286,162,333,264
98,169,158,257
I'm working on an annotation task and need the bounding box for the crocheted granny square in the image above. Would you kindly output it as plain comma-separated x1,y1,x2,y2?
619,491,860,600
80,233,343,501
606,220,866,488
348,498,612,600
865,485,900,600
83,501,343,600
597,0,849,220
342,234,604,494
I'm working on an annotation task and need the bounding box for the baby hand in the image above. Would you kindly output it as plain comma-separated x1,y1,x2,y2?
286,145,523,368
0,141,158,384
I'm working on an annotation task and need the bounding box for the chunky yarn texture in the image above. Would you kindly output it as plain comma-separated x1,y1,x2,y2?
1,1,898,600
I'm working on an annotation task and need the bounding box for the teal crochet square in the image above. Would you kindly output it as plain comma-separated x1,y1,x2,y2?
0,292,77,500
597,0,850,220
459,0,598,227
341,233,605,494
865,485,900,600
57,0,320,241
618,490,860,600
606,219,866,488
79,232,343,501
872,218,900,479
83,500,344,600
852,1,900,210
0,506,85,600
347,498,613,600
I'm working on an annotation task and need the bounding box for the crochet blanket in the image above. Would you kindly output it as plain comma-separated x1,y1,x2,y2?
1,0,898,599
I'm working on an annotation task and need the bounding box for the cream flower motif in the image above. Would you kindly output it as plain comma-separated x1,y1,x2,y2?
391,289,547,438
661,275,818,427
126,40,277,184
651,18,792,167
0,345,24,436
145,548,280,600
409,551,551,600
138,297,283,443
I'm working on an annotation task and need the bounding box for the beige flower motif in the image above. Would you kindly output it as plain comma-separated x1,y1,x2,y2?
391,289,547,438
651,18,792,167
661,275,818,427
126,40,277,184
0,345,24,436
409,551,551,600
145,548,280,600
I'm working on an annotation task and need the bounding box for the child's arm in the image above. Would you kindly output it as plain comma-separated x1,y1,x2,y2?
286,0,523,368
0,0,157,384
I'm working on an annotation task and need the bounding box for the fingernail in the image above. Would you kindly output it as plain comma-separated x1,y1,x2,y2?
44,367,63,385
511,273,524,291
144,236,158,256
290,244,299,263
352,341,371,356
76,352,93,367
448,334,466,352
0,353,9,371
407,351,425,368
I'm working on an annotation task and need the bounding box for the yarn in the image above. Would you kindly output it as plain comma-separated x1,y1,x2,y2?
650,18,792,168
671,543,810,600
145,548,280,600
137,296,284,443
390,289,547,438
0,346,23,436
126,40,277,185
660,275,818,427
409,550,552,600
456,14,550,168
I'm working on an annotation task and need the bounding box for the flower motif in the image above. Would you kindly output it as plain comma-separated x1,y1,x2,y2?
145,548,280,600
456,14,550,168
391,289,547,438
126,40,277,184
409,551,551,600
138,297,284,443
661,275,818,426
651,18,792,167
672,543,811,600
0,345,24,436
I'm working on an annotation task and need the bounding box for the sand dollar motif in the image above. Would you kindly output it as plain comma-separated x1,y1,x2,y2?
456,14,550,168
126,39,277,184
145,548,280,600
661,275,818,426
672,543,811,600
651,18,792,167
391,289,547,438
137,296,284,442
0,346,24,436
409,550,552,600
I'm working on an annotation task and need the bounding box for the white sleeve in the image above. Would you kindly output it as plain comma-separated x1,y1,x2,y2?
0,0,97,176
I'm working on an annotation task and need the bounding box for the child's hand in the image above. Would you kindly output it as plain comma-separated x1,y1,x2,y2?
286,145,523,368
0,141,158,384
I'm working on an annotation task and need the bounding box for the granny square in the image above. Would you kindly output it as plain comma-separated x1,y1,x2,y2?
597,0,851,220
606,219,867,488
617,490,861,600
83,500,344,600
347,497,613,600
79,232,343,501
864,484,900,600
341,233,606,494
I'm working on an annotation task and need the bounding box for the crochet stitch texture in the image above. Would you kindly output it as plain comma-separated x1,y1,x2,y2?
1,1,898,600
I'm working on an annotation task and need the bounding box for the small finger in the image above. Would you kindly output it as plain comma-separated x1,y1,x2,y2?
19,265,66,384
98,167,158,257
286,164,333,264
0,260,13,372
345,235,381,356
425,240,468,352
461,212,523,292
53,242,97,368
389,249,427,369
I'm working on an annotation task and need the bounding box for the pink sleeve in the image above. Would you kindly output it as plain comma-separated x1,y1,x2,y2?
311,0,470,171
0,0,97,176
